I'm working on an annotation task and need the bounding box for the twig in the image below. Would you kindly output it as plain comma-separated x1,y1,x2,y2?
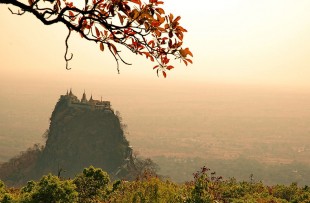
8,7,25,15
64,29,73,70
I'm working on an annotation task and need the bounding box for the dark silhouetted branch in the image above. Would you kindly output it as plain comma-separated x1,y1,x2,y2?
64,29,73,70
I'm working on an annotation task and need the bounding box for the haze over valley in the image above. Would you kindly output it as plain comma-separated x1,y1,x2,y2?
1,78,310,184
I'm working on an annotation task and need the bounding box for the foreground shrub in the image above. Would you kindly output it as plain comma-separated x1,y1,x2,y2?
1,165,310,203
0,180,5,198
20,174,77,203
185,166,223,203
107,178,187,202
0,180,20,203
73,165,110,203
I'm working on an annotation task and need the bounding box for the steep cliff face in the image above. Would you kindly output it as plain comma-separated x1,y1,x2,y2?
34,94,131,178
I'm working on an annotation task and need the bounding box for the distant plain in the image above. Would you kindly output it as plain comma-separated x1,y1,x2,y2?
1,81,310,184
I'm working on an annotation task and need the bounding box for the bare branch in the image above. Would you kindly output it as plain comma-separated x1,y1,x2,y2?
8,7,25,15
64,29,73,70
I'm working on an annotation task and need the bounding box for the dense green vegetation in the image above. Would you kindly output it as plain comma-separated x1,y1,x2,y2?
1,166,310,203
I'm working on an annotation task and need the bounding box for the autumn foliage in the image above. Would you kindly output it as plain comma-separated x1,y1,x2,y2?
6,0,193,77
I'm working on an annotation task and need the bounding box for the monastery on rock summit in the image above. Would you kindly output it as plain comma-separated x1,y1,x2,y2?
60,89,111,110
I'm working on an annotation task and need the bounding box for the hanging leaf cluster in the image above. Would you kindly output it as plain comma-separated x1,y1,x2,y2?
20,0,193,77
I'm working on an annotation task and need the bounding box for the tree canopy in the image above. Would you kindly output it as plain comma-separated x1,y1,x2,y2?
2,166,310,202
1,0,193,77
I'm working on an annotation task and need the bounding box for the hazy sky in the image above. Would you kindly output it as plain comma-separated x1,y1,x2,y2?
1,0,310,87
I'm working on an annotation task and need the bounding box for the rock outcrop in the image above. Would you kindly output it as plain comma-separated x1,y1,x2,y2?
0,90,134,185
36,90,133,178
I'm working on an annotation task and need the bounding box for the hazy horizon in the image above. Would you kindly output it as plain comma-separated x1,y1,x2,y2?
1,81,310,165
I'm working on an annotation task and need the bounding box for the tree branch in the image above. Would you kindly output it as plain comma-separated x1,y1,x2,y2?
8,7,25,15
0,0,193,77
64,29,73,70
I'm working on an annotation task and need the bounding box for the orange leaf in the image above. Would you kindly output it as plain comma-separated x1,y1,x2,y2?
180,48,193,57
162,71,167,78
155,30,162,37
186,48,193,57
66,2,73,7
169,13,174,22
183,59,188,66
168,31,173,38
176,32,183,40
151,0,164,5
176,41,183,47
168,39,172,48
108,43,118,55
186,58,193,64
151,21,160,27
156,8,165,15
130,0,141,5
69,11,74,17
100,42,104,52
130,9,139,19
144,52,154,62
95,27,100,37
174,16,181,22
118,13,124,25
177,25,187,32
157,14,165,24
148,40,155,48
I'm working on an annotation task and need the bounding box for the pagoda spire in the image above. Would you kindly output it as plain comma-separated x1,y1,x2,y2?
81,90,87,103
